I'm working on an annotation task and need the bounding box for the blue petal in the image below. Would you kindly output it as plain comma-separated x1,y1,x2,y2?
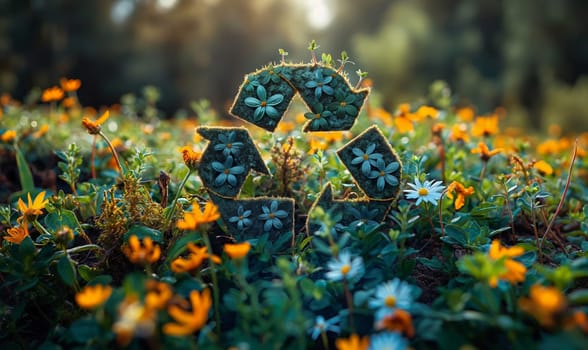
274,210,288,218
231,165,245,175
273,219,283,229
366,144,376,154
244,97,260,108
377,177,385,191
322,85,334,96
229,216,239,223
305,81,318,88
323,76,333,84
386,162,399,173
256,85,267,101
351,156,363,165
265,106,279,119
315,87,322,99
227,174,237,186
254,107,265,121
263,220,273,232
386,175,399,186
267,94,284,106
352,147,364,157
215,173,227,186
211,161,225,172
361,161,371,176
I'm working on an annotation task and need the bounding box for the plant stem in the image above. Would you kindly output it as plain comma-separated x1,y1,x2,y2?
164,169,192,227
98,131,123,174
343,278,355,333
202,231,221,336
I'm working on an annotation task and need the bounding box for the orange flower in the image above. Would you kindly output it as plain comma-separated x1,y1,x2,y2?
163,289,212,336
456,106,475,122
1,129,17,143
335,333,370,350
17,191,49,221
519,284,567,328
145,280,173,310
567,311,588,333
75,284,112,309
488,240,526,287
62,96,77,108
471,142,503,162
60,78,81,92
394,103,414,133
171,243,221,273
471,114,499,137
308,137,328,154
33,124,49,138
224,242,251,259
179,146,201,171
176,201,220,231
533,160,553,176
537,139,560,156
376,309,415,338
82,110,109,135
413,105,438,122
122,235,161,265
41,86,64,102
276,121,295,134
448,123,470,143
3,225,29,244
370,107,394,127
446,181,475,210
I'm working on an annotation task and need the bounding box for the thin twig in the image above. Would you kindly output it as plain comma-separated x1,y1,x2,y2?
540,138,578,251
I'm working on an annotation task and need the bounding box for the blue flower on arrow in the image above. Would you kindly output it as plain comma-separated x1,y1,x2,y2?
369,158,400,191
305,69,334,98
244,85,284,121
212,156,245,186
214,131,244,156
351,144,383,176
229,205,252,230
258,200,288,231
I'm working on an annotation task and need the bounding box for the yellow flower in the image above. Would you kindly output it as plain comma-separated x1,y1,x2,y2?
276,120,295,134
413,105,438,122
519,284,567,328
145,280,173,310
488,240,526,287
122,235,161,265
17,191,49,221
456,106,475,122
171,243,221,274
375,309,415,338
179,145,201,170
62,96,77,108
163,288,212,336
537,139,560,156
471,114,499,137
1,129,17,143
112,296,156,346
471,142,503,162
176,201,220,231
369,107,394,127
82,110,109,135
60,78,81,92
449,123,470,143
446,181,475,210
75,284,113,309
41,86,64,102
533,160,553,176
335,334,370,350
224,242,251,259
3,224,29,244
394,103,414,133
307,137,328,154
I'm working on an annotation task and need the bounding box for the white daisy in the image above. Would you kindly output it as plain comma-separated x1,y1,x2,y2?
369,278,415,320
325,250,365,283
404,177,445,206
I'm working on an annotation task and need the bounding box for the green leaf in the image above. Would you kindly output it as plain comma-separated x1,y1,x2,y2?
19,236,36,258
57,255,77,287
14,145,34,193
78,265,100,282
165,232,201,263
124,224,163,244
15,277,39,292
417,257,443,270
68,318,101,343
44,210,79,233
568,289,588,305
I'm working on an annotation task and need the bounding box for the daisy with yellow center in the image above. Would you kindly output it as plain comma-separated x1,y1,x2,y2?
325,250,364,283
404,177,446,206
163,288,212,336
75,284,113,310
369,278,415,320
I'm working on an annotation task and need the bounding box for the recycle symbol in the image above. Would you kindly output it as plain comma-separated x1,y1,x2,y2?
194,61,402,242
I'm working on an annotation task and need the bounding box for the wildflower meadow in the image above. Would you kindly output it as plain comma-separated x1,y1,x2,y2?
1,46,588,350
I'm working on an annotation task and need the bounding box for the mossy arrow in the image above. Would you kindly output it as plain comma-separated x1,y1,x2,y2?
196,126,269,198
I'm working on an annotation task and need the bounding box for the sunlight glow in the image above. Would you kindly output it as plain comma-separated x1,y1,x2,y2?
303,0,334,30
